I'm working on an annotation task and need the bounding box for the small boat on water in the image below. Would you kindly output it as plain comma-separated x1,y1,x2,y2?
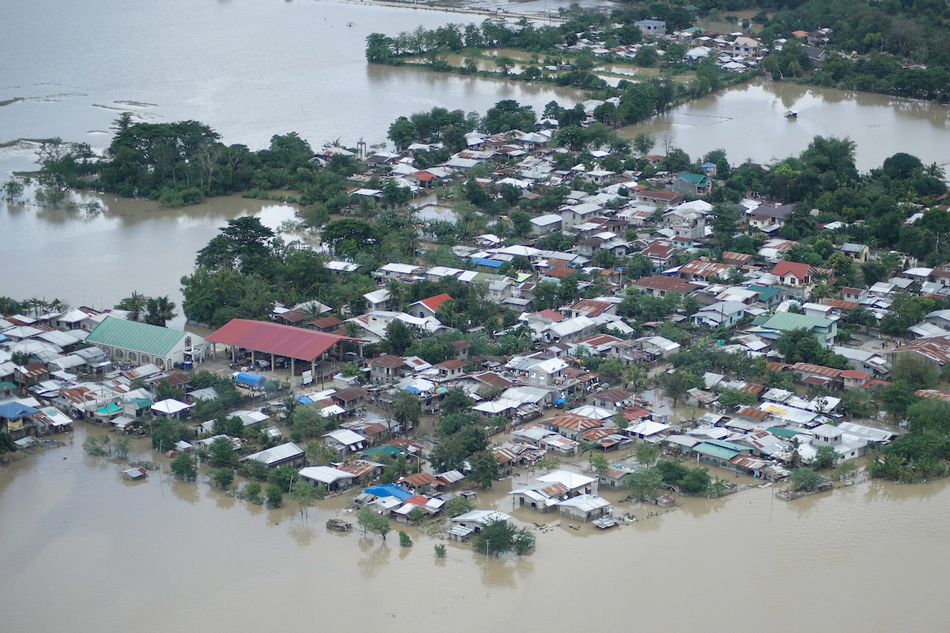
784,110,798,119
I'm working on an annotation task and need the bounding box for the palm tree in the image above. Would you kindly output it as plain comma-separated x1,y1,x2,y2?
145,296,177,327
117,291,148,322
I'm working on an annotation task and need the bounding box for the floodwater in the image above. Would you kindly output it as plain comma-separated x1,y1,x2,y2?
2,425,949,632
2,2,950,322
623,78,950,172
0,192,298,328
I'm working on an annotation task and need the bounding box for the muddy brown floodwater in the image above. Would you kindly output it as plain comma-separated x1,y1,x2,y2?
2,424,949,632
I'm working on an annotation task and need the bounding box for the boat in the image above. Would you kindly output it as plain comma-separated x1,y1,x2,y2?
784,110,798,119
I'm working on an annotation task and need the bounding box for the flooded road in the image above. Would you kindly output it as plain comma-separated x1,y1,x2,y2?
2,425,948,632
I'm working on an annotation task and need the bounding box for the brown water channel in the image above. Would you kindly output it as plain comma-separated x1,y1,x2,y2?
2,424,948,632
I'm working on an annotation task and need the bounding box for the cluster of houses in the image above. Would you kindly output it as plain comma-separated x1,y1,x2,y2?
545,16,837,74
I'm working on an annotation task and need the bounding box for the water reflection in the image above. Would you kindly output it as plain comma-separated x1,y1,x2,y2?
478,555,534,589
358,539,392,578
171,480,200,505
289,524,316,547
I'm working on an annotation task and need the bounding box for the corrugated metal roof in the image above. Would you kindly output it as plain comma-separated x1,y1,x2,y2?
85,316,187,357
206,319,351,362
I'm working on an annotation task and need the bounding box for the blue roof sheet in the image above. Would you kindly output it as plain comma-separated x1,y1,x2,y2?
363,484,413,501
0,402,40,419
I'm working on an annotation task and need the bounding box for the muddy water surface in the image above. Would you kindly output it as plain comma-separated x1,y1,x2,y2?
1,425,948,632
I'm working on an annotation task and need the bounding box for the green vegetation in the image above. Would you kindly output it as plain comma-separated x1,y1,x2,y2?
357,507,392,540
399,531,413,547
170,453,198,481
82,434,111,457
265,484,284,508
471,519,535,556
869,398,950,482
434,544,447,558
211,468,235,490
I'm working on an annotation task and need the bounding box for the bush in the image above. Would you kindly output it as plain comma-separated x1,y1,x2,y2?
399,531,413,547
265,484,284,508
243,481,263,504
170,453,198,481
434,544,447,558
212,468,234,489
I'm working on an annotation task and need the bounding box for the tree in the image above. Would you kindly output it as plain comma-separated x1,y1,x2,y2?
509,209,532,237
83,434,111,457
115,291,148,321
385,320,412,355
212,468,235,489
399,531,413,547
392,391,422,431
624,468,665,501
790,467,823,492
469,450,498,488
288,479,319,518
662,370,691,407
388,116,416,149
357,507,391,540
445,495,475,518
633,133,655,156
265,484,284,508
717,388,757,410
471,519,534,556
634,443,660,469
440,387,474,415
242,481,263,504
891,354,938,390
206,436,235,467
112,435,132,460
144,295,176,326
170,453,198,481
813,445,836,470
680,468,712,495
150,417,189,450
590,452,609,475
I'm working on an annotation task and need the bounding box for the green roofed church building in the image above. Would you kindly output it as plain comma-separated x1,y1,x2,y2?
85,316,207,370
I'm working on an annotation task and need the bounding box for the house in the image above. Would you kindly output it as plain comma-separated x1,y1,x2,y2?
841,243,869,263
298,466,358,492
531,213,563,235
85,316,207,370
631,275,699,298
436,359,467,380
242,442,305,469
363,289,391,312
678,259,732,282
635,19,666,36
409,293,452,320
751,312,838,348
641,240,677,270
333,387,367,415
558,494,613,522
450,340,472,361
771,261,815,288
591,389,632,410
691,301,746,328
368,355,405,384
671,172,712,197
636,189,683,206
324,428,368,454
528,357,567,387
888,334,950,369
732,36,763,56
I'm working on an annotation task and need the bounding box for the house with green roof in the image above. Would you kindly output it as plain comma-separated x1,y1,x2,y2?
671,172,712,197
747,311,838,348
85,317,207,370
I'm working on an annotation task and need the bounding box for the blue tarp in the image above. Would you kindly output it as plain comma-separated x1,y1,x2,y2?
471,257,503,268
363,484,413,502
404,386,421,394
555,398,565,405
295,396,314,405
235,372,267,388
0,402,40,420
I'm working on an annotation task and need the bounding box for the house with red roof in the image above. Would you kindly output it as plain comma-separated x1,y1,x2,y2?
409,293,452,319
771,261,815,287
